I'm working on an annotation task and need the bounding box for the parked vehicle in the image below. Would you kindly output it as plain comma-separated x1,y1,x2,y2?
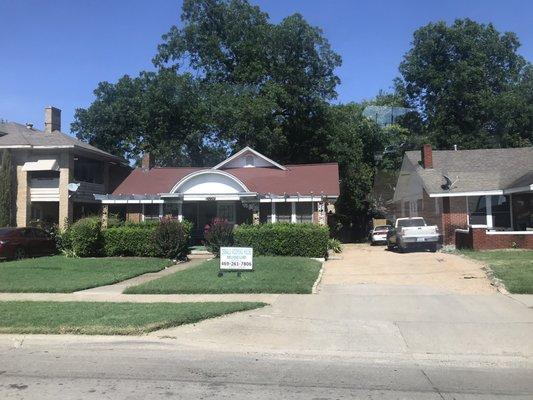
387,217,439,252
0,227,56,260
370,225,392,245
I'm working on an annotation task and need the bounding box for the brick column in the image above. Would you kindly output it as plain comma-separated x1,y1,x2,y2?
101,204,109,229
58,152,73,230
15,165,30,227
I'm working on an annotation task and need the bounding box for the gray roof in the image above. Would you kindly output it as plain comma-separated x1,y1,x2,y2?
0,122,124,162
405,147,533,194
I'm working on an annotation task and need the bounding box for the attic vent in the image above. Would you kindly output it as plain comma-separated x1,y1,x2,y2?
245,154,254,167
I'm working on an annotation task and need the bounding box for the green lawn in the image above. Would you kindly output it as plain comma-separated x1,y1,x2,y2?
0,301,265,335
0,256,172,293
462,250,533,294
125,256,322,294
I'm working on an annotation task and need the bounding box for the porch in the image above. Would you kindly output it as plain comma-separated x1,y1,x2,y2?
456,192,533,250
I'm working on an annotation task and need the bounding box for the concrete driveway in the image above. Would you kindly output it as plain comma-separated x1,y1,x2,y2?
153,244,532,368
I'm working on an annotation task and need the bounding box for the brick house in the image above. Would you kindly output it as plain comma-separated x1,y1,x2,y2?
0,107,129,229
393,145,533,250
97,147,339,239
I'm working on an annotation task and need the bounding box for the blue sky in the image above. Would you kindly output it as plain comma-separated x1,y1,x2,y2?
1,0,532,133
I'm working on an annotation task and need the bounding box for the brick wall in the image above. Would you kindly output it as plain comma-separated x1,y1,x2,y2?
442,197,468,245
125,204,142,223
456,227,533,250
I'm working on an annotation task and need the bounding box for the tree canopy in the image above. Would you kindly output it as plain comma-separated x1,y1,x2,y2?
396,18,532,149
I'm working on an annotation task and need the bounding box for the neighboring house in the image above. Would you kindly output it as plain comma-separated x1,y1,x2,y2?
97,147,339,238
0,107,129,229
393,145,533,249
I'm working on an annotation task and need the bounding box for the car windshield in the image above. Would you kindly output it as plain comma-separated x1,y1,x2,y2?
0,228,15,237
397,219,425,228
374,226,390,231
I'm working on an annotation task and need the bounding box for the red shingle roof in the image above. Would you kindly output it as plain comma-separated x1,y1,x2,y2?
112,163,339,196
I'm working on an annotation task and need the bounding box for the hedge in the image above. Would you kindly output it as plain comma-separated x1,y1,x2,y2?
103,227,158,257
234,223,329,258
65,218,192,259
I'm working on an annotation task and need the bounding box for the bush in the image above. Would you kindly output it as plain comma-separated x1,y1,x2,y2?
234,223,329,258
153,218,191,260
69,217,103,257
204,218,234,257
103,226,158,257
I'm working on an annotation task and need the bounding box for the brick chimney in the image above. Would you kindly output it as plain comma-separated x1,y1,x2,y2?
44,106,61,133
421,144,433,169
142,152,154,171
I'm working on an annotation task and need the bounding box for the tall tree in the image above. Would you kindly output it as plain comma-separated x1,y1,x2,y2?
0,150,13,227
154,0,341,163
72,71,226,166
396,18,531,149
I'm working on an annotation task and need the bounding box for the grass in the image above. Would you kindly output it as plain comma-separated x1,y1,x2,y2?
0,301,265,335
125,256,322,294
0,256,172,293
461,249,533,294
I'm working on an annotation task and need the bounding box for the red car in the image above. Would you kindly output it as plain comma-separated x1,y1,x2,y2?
0,227,56,260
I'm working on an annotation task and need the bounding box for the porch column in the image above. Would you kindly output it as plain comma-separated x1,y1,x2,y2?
178,202,183,222
101,204,109,229
271,202,276,223
486,195,493,228
318,201,326,226
158,203,164,219
291,202,296,223
141,204,145,222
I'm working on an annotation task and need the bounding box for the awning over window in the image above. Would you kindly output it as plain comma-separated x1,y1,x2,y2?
22,159,59,171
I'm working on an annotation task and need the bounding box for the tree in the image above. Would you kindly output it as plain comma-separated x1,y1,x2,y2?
0,150,13,227
153,0,341,163
72,71,226,166
324,104,383,234
396,18,531,149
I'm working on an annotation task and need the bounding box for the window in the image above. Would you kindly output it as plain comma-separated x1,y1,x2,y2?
164,203,181,218
491,195,511,228
468,196,487,225
296,203,313,223
217,202,236,224
143,204,160,221
74,156,104,184
276,203,292,222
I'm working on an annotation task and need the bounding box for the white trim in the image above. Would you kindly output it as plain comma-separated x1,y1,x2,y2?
271,202,276,223
455,228,470,233
212,146,287,171
429,185,533,198
486,230,533,235
259,196,335,203
429,190,503,198
100,199,164,204
486,195,493,228
291,202,296,223
141,204,145,222
0,145,32,149
470,224,488,228
465,196,470,226
169,169,250,194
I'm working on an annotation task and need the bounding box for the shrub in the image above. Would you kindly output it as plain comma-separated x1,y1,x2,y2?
103,226,158,257
328,238,342,253
69,217,103,257
153,218,191,260
234,223,329,258
204,218,234,257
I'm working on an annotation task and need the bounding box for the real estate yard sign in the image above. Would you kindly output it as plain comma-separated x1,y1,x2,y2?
220,247,253,271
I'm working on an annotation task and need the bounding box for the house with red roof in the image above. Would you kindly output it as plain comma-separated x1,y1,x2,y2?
96,147,340,237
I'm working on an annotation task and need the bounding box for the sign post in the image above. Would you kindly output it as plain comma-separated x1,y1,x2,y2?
219,247,253,276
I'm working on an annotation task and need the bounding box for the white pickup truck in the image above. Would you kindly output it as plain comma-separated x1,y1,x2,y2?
387,217,439,252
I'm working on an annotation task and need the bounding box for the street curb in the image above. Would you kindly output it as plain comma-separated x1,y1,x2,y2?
312,261,325,294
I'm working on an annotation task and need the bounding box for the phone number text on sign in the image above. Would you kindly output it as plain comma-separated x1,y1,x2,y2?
220,247,253,271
